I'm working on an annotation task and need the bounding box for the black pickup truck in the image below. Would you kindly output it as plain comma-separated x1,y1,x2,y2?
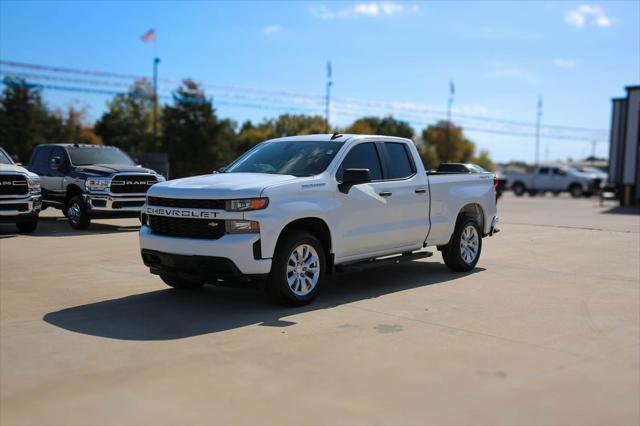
27,144,165,229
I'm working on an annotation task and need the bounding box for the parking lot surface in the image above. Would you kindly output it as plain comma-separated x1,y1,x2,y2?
1,194,639,425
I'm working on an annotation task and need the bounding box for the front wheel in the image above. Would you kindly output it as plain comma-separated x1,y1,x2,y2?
569,184,583,198
441,215,483,272
16,220,38,233
513,183,526,197
266,231,325,306
66,195,91,229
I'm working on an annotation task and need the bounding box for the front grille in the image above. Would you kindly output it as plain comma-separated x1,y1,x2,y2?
148,215,225,239
0,175,28,196
0,203,28,212
110,174,157,194
112,200,145,209
147,196,226,210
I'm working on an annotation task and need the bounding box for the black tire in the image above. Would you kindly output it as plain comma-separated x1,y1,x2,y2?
16,220,38,233
160,274,205,289
266,230,326,306
513,182,526,197
569,184,583,198
441,215,483,272
66,195,91,229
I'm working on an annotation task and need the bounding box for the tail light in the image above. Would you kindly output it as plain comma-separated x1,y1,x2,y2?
494,175,499,204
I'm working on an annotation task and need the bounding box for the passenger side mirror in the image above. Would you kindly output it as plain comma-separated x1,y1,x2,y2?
338,168,371,194
50,156,63,170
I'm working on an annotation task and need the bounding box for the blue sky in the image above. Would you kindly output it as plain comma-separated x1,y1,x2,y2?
1,0,638,163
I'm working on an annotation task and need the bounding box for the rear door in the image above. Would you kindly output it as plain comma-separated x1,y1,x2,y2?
376,141,430,248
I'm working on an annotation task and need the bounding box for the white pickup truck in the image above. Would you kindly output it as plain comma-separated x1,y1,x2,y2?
506,165,598,198
139,134,499,305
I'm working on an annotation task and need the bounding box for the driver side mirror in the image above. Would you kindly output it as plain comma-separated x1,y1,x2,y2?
338,168,371,194
213,167,226,174
50,156,63,171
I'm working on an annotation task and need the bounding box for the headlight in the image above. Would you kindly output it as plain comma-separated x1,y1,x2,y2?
225,198,269,211
225,220,260,233
86,177,110,192
27,176,41,192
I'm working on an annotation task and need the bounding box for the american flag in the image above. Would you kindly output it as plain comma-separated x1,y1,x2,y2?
141,29,156,42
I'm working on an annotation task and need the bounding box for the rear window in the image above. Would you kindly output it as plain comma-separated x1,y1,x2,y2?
384,142,415,179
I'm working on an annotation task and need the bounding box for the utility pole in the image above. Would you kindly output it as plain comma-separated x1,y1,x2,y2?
152,57,160,148
535,96,542,166
591,140,597,164
446,80,454,161
325,61,332,133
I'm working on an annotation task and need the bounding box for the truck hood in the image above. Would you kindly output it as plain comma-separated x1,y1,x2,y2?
0,163,38,178
74,164,156,176
148,172,297,199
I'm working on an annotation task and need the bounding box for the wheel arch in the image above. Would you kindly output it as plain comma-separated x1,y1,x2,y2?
65,184,84,203
457,203,485,233
275,217,333,272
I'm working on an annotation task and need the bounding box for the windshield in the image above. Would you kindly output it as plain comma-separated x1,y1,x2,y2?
67,146,135,166
0,148,13,165
225,141,343,177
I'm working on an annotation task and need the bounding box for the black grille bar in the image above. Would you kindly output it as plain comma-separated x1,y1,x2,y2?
147,196,226,210
111,174,157,194
0,175,28,196
0,203,28,212
148,215,225,239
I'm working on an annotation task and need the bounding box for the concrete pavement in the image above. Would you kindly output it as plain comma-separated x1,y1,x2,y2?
1,194,638,425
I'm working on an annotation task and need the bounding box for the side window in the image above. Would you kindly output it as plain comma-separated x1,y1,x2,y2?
51,147,68,164
337,142,383,181
383,142,415,179
30,146,52,171
538,167,549,175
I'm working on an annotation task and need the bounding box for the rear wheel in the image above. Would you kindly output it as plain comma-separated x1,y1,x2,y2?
513,183,526,197
569,184,583,198
441,215,483,272
266,230,325,306
160,274,204,289
16,220,38,233
66,195,91,229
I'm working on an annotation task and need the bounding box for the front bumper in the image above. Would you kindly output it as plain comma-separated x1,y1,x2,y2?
84,193,146,213
0,194,41,221
139,225,272,276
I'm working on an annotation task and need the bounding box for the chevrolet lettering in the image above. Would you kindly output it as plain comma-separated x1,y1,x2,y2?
139,134,500,306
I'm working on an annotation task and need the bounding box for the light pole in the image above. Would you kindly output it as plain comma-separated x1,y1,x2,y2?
152,57,160,148
325,61,332,133
535,96,542,166
446,80,454,161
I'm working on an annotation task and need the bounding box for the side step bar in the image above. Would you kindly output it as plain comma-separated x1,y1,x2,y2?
335,251,433,273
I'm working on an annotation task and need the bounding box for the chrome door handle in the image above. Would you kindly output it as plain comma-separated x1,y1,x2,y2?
415,188,427,194
379,191,393,197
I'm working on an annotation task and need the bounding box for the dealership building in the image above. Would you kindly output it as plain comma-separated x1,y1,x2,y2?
608,85,640,206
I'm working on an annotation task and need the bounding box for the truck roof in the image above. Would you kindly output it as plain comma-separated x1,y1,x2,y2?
35,143,119,149
265,134,413,144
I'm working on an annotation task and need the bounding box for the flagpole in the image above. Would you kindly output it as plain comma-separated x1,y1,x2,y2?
535,96,542,166
153,57,160,148
325,61,332,133
446,80,454,162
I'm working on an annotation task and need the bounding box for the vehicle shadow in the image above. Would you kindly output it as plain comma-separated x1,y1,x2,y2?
43,262,485,341
22,217,139,237
600,205,640,215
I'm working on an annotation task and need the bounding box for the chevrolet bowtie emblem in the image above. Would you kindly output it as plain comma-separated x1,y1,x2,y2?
208,222,219,227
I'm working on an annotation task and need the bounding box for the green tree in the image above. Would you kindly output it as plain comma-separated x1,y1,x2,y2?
95,80,156,155
52,104,102,145
421,120,475,163
0,77,66,162
472,150,495,171
161,79,235,177
344,116,414,139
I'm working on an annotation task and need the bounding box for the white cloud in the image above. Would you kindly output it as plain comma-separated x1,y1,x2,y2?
263,25,281,35
565,5,611,29
553,58,576,69
310,2,415,19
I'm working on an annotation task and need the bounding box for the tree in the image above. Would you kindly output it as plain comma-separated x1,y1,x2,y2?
234,114,328,158
52,104,102,145
472,150,495,171
95,80,156,155
161,79,235,177
0,77,66,162
421,120,475,164
344,116,414,139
